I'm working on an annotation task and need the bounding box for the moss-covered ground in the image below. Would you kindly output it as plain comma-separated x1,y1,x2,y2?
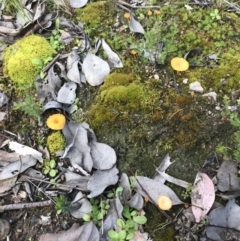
1,0,240,240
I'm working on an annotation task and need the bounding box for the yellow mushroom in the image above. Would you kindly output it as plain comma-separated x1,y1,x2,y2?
157,196,172,210
124,12,131,21
171,57,189,72
148,11,153,17
46,113,66,130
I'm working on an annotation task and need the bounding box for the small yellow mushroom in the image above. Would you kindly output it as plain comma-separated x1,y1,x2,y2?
155,10,160,15
148,11,153,17
46,113,66,130
124,12,131,21
171,57,189,72
157,196,172,210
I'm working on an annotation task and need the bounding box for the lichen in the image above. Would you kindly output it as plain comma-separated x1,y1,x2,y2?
3,35,56,85
46,131,66,156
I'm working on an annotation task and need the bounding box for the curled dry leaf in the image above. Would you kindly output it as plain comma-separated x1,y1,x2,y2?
217,160,240,192
69,0,88,8
76,221,99,241
129,12,145,34
67,48,81,85
8,142,43,163
82,52,110,86
134,176,183,206
120,173,131,204
70,191,92,219
62,122,93,173
101,39,123,68
0,92,9,107
127,192,144,211
0,155,37,180
87,166,119,198
191,172,215,223
206,199,240,241
0,176,18,194
38,223,82,241
57,81,77,104
90,141,117,170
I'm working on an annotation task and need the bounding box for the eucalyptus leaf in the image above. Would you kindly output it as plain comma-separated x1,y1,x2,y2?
101,39,123,68
206,199,240,241
70,191,92,219
9,141,43,163
69,0,88,8
120,173,131,204
129,13,145,34
0,92,9,108
0,155,37,180
135,176,183,206
90,141,117,170
76,221,99,241
82,53,110,86
127,192,144,211
87,166,119,198
67,48,81,85
217,160,240,192
62,121,93,173
57,82,77,105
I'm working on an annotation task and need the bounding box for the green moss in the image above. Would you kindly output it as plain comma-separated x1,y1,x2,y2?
3,35,56,85
88,73,160,131
47,131,66,156
75,1,107,29
186,53,240,95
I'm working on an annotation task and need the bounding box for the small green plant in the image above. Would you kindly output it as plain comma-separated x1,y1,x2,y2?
43,159,58,178
13,95,43,120
32,56,53,78
49,18,65,51
53,194,70,215
108,205,147,241
181,183,195,199
107,186,123,199
210,9,221,20
216,143,231,156
83,198,110,225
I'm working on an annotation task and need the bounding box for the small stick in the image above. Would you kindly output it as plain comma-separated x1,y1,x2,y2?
0,200,53,211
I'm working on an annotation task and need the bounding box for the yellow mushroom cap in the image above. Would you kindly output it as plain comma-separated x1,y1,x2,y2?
46,113,66,130
148,11,153,16
171,57,189,71
124,12,131,20
157,196,172,210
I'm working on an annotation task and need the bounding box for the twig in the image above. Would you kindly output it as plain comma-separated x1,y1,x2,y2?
0,200,53,211
20,174,86,191
117,0,160,9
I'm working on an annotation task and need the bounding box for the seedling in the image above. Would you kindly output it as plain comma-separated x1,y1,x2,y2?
53,194,70,215
49,18,65,51
13,94,43,120
43,159,58,178
108,205,147,241
83,198,110,226
210,9,221,20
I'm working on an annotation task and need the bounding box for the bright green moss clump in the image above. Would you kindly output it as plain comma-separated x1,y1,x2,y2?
3,35,56,85
47,131,66,156
75,1,106,28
